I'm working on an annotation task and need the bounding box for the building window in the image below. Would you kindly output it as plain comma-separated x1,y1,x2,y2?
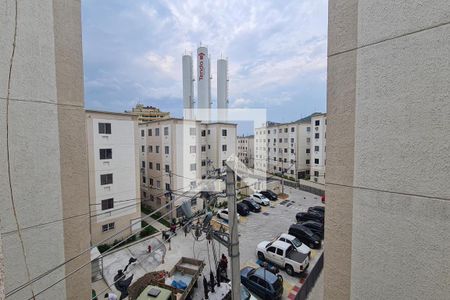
190,128,196,136
164,127,169,136
149,162,153,169
102,222,115,232
268,130,270,134
148,129,152,136
165,146,169,154
149,178,153,185
306,138,310,143
315,158,320,164
141,130,145,137
155,128,160,136
315,120,320,126
98,123,111,134
222,145,227,151
101,198,114,210
190,145,196,153
279,138,282,143
284,128,288,133
315,146,320,152
156,163,161,171
306,127,311,132
201,145,206,152
165,165,169,173
208,145,211,149
156,181,161,188
156,146,160,153
148,146,153,153
207,129,211,135
315,133,320,139
306,159,310,164
165,183,170,191
291,149,294,153
99,148,112,160
291,170,294,175
222,160,226,166
284,148,287,153
291,127,295,132
142,161,145,168
314,171,319,177
201,160,206,166
143,191,147,198
190,163,196,171
306,148,310,154
142,176,146,183
222,129,227,136
100,174,113,185
141,145,145,153
201,130,206,136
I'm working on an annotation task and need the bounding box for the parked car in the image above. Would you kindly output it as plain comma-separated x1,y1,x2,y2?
237,202,250,216
240,267,283,300
288,224,322,249
251,193,270,206
256,241,309,276
299,220,324,239
260,190,278,201
242,198,261,213
295,211,323,223
217,209,240,222
309,206,324,214
276,233,311,257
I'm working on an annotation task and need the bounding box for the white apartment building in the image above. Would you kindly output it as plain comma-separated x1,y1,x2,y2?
86,110,141,245
139,119,237,219
237,135,254,168
254,113,327,184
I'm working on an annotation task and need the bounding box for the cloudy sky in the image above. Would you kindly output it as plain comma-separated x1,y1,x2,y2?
82,0,328,133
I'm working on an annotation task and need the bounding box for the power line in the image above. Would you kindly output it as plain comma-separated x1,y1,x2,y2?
90,216,199,300
5,183,194,298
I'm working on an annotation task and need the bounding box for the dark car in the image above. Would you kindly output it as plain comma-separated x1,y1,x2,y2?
260,190,278,201
240,267,283,300
242,198,261,213
237,202,250,216
299,220,324,239
288,224,322,249
296,211,323,223
308,206,324,217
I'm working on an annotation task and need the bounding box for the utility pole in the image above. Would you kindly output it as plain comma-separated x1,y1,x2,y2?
168,170,174,223
226,164,240,300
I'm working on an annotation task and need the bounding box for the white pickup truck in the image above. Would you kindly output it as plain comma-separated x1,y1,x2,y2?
256,240,309,276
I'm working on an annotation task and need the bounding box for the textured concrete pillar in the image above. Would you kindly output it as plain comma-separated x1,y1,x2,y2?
1,0,91,299
326,1,450,299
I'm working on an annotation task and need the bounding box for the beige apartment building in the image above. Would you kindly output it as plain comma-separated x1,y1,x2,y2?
237,135,254,168
0,1,91,299
254,113,327,184
125,104,170,123
325,1,450,299
138,119,237,219
86,110,141,245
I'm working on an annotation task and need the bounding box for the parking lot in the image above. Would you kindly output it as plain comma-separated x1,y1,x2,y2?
97,186,323,299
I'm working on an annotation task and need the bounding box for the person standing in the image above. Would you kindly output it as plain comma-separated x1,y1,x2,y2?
104,293,118,300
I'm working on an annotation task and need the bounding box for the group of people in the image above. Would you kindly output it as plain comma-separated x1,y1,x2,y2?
202,254,229,299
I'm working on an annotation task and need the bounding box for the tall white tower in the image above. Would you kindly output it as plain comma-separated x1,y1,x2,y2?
182,54,194,118
217,58,229,110
197,46,211,110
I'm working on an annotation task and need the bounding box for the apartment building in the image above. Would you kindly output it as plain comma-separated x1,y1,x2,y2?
325,1,450,299
237,135,254,168
254,113,327,184
125,104,170,123
0,1,91,299
139,119,237,219
86,110,141,245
